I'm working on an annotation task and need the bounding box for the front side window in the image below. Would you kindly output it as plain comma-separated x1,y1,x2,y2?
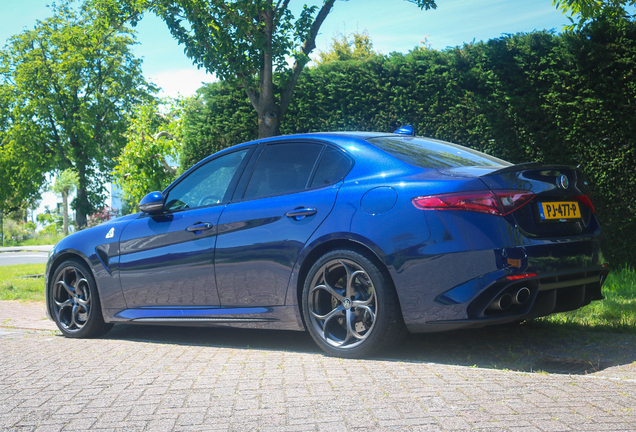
164,149,248,211
243,143,322,200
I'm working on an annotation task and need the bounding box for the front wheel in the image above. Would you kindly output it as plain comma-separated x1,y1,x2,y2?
302,249,406,358
49,259,113,338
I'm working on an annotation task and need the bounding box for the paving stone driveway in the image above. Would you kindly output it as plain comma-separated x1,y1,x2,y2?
1,302,635,431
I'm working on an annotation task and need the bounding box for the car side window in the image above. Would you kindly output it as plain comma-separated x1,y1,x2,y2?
243,143,323,200
164,149,248,211
310,147,353,188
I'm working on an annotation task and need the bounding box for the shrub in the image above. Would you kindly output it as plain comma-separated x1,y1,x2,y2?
86,206,119,228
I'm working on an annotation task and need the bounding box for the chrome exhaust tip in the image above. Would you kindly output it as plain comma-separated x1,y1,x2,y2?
513,287,531,305
488,293,513,311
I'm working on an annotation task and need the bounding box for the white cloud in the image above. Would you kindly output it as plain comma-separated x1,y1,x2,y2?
148,68,217,99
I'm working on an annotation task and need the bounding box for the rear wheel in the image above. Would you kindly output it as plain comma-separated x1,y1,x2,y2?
302,249,405,358
49,259,113,338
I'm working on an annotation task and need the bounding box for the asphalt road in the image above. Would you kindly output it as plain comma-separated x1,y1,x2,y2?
0,251,48,266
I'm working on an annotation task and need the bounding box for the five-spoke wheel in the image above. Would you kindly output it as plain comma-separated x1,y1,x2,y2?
49,260,112,338
52,265,93,332
302,249,405,357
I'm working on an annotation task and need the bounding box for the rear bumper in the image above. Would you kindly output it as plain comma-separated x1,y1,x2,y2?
390,235,607,333
415,266,608,332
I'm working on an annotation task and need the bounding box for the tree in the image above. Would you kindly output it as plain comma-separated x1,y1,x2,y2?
316,30,377,64
554,0,636,29
0,1,154,228
113,98,184,209
51,169,79,235
95,0,436,138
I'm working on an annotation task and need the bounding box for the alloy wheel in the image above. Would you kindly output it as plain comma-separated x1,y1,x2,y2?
52,265,92,332
307,259,377,349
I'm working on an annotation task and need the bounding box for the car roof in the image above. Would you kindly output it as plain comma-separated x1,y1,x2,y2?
245,131,397,144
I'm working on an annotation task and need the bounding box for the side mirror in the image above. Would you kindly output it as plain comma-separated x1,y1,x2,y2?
138,191,164,214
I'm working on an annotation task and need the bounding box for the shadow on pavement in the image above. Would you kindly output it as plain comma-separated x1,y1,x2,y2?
98,320,636,375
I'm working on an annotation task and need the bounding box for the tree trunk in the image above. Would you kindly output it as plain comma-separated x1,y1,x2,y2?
75,187,87,229
62,192,69,235
72,135,89,229
256,8,281,139
257,104,281,138
75,164,88,229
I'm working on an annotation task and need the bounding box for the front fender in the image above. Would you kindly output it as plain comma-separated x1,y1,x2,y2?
45,216,137,322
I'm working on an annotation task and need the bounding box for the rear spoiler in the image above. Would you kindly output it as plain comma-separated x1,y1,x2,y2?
483,162,575,176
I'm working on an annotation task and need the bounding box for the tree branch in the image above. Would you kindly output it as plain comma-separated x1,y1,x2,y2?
153,130,176,140
154,154,177,176
236,72,259,110
279,0,335,116
275,0,291,13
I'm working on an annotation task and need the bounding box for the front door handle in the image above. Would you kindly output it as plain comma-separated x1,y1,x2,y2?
186,222,214,232
285,207,317,221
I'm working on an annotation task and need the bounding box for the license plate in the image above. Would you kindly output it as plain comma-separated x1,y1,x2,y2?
539,201,581,221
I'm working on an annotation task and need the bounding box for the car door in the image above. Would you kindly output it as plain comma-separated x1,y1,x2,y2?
118,148,251,308
214,142,353,307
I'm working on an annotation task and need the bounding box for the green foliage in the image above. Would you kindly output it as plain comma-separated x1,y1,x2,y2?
2,219,36,245
180,84,258,170
181,23,636,267
36,208,63,234
0,0,154,227
0,264,46,302
50,170,79,198
114,99,184,208
0,118,48,216
1,207,66,246
317,30,378,64
554,0,636,30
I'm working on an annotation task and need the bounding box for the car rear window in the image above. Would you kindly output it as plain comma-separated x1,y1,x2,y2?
310,147,353,188
367,136,510,169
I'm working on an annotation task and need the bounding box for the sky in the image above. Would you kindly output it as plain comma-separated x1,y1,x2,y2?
1,0,571,99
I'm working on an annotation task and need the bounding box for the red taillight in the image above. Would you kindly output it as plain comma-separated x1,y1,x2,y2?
576,195,595,213
506,273,537,280
412,190,535,216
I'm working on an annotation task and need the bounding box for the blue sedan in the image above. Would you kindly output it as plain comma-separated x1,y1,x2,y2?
45,129,609,357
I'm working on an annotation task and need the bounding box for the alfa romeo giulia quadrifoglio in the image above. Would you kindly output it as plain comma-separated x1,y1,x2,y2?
45,128,609,357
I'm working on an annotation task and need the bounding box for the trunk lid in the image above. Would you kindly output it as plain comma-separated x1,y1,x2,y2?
438,164,597,237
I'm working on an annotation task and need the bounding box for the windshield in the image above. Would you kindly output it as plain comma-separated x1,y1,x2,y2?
367,136,511,169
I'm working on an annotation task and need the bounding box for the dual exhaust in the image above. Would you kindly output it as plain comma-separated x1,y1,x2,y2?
487,287,531,311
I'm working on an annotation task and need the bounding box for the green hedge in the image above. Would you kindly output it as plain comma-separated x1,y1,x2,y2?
182,22,636,267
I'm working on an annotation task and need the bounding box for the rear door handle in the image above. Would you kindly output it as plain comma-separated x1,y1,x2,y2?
186,222,214,232
285,207,317,220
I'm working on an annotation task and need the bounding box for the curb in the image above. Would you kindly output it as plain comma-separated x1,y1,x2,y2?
0,245,54,253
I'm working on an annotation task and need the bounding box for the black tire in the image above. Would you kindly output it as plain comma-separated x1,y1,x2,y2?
49,259,113,338
302,248,406,358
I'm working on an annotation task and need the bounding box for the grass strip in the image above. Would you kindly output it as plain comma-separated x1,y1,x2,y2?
538,267,636,333
0,263,46,302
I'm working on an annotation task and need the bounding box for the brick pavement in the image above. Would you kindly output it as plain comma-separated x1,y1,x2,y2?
0,301,57,332
1,301,635,431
